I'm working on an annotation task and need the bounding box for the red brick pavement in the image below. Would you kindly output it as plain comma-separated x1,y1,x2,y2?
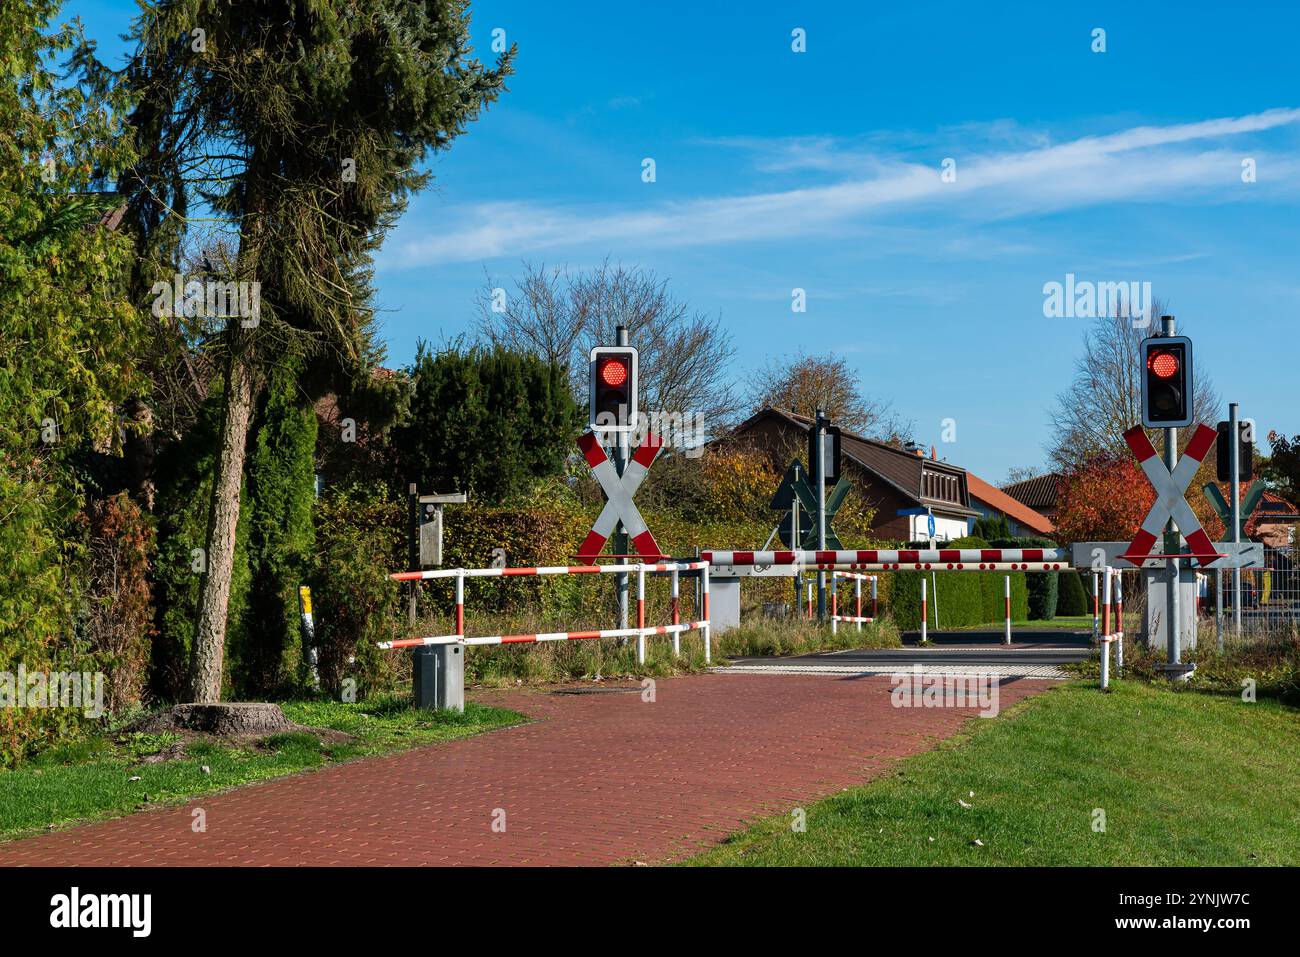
0,674,1055,866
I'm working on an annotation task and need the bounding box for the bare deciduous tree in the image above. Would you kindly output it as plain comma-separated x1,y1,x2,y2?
475,259,742,431
1002,465,1046,485
1048,304,1220,473
749,351,906,440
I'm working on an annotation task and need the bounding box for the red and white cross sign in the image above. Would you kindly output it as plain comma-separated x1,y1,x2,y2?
1122,422,1219,564
576,430,663,563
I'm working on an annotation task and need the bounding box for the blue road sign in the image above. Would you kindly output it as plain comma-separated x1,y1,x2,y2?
927,513,936,538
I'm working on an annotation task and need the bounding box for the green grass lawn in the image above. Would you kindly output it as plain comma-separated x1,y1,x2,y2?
689,680,1300,866
936,614,1095,632
0,696,522,841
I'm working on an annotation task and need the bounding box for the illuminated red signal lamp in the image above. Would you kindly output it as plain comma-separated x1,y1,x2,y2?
1148,350,1179,379
599,357,628,387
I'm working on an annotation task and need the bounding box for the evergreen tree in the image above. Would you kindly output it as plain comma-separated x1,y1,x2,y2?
239,360,317,696
123,0,514,700
398,343,581,502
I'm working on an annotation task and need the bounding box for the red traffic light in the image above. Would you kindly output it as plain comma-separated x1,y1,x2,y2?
599,357,628,388
589,345,638,433
1148,350,1179,379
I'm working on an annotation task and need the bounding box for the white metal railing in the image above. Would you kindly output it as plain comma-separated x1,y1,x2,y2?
382,561,711,664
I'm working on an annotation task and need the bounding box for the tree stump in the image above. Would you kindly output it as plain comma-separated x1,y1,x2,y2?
132,702,295,736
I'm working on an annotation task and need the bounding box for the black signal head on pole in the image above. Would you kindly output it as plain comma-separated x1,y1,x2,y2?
588,345,638,435
1216,421,1254,482
1140,335,1193,428
808,419,842,484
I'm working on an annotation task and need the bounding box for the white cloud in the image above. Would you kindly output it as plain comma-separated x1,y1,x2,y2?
386,108,1300,268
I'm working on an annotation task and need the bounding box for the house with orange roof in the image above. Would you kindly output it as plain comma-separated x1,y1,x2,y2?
966,472,1056,538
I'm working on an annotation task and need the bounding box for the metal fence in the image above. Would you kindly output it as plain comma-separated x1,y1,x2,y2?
1214,545,1300,631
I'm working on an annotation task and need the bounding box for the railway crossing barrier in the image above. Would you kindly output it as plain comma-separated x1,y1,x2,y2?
829,571,876,633
702,548,1071,571
380,560,711,710
1099,568,1125,690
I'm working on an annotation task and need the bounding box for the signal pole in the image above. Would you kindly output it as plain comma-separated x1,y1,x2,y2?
614,324,630,629
815,407,827,621
1229,401,1242,634
1160,314,1181,668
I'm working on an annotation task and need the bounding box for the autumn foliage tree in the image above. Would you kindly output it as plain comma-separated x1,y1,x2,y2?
1053,455,1155,547
1054,452,1223,547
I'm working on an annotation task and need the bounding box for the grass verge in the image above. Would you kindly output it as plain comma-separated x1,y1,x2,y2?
1068,621,1300,704
934,615,1101,632
0,695,522,842
687,680,1300,866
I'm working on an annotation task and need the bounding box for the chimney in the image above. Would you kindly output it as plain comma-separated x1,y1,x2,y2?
930,446,936,460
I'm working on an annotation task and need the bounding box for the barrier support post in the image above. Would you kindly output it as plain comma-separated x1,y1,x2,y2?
455,571,465,636
671,567,681,658
1115,571,1124,670
872,576,878,622
1004,574,1012,645
1092,572,1099,643
702,563,711,664
921,577,928,643
831,576,839,634
1101,566,1111,643
636,566,646,665
855,576,863,632
1100,568,1113,691
806,581,813,620
1215,567,1224,653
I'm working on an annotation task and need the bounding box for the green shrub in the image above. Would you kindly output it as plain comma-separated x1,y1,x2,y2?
0,456,85,765
1058,569,1090,616
972,515,1011,541
309,482,404,697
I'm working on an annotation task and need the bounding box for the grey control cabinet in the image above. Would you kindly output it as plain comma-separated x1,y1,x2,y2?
412,644,464,712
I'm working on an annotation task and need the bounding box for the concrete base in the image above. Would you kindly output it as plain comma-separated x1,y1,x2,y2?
413,644,464,712
1143,567,1199,650
1156,661,1197,682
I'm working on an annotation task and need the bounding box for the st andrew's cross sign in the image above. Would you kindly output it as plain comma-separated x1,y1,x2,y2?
576,430,663,563
769,459,849,550
1121,422,1220,566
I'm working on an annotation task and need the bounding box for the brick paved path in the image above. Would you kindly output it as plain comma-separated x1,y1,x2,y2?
0,674,1054,866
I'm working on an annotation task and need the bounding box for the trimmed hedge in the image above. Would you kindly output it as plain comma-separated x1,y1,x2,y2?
993,536,1058,620
889,536,1028,631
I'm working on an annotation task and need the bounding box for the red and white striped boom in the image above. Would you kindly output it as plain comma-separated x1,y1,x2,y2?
703,548,1071,571
382,560,710,664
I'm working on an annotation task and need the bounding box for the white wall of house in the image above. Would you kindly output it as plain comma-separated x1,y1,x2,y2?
908,513,970,542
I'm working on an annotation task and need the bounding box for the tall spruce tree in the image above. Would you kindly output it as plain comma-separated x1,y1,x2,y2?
122,0,514,700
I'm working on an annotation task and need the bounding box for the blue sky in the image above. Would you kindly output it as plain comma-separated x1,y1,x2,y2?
72,0,1300,481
